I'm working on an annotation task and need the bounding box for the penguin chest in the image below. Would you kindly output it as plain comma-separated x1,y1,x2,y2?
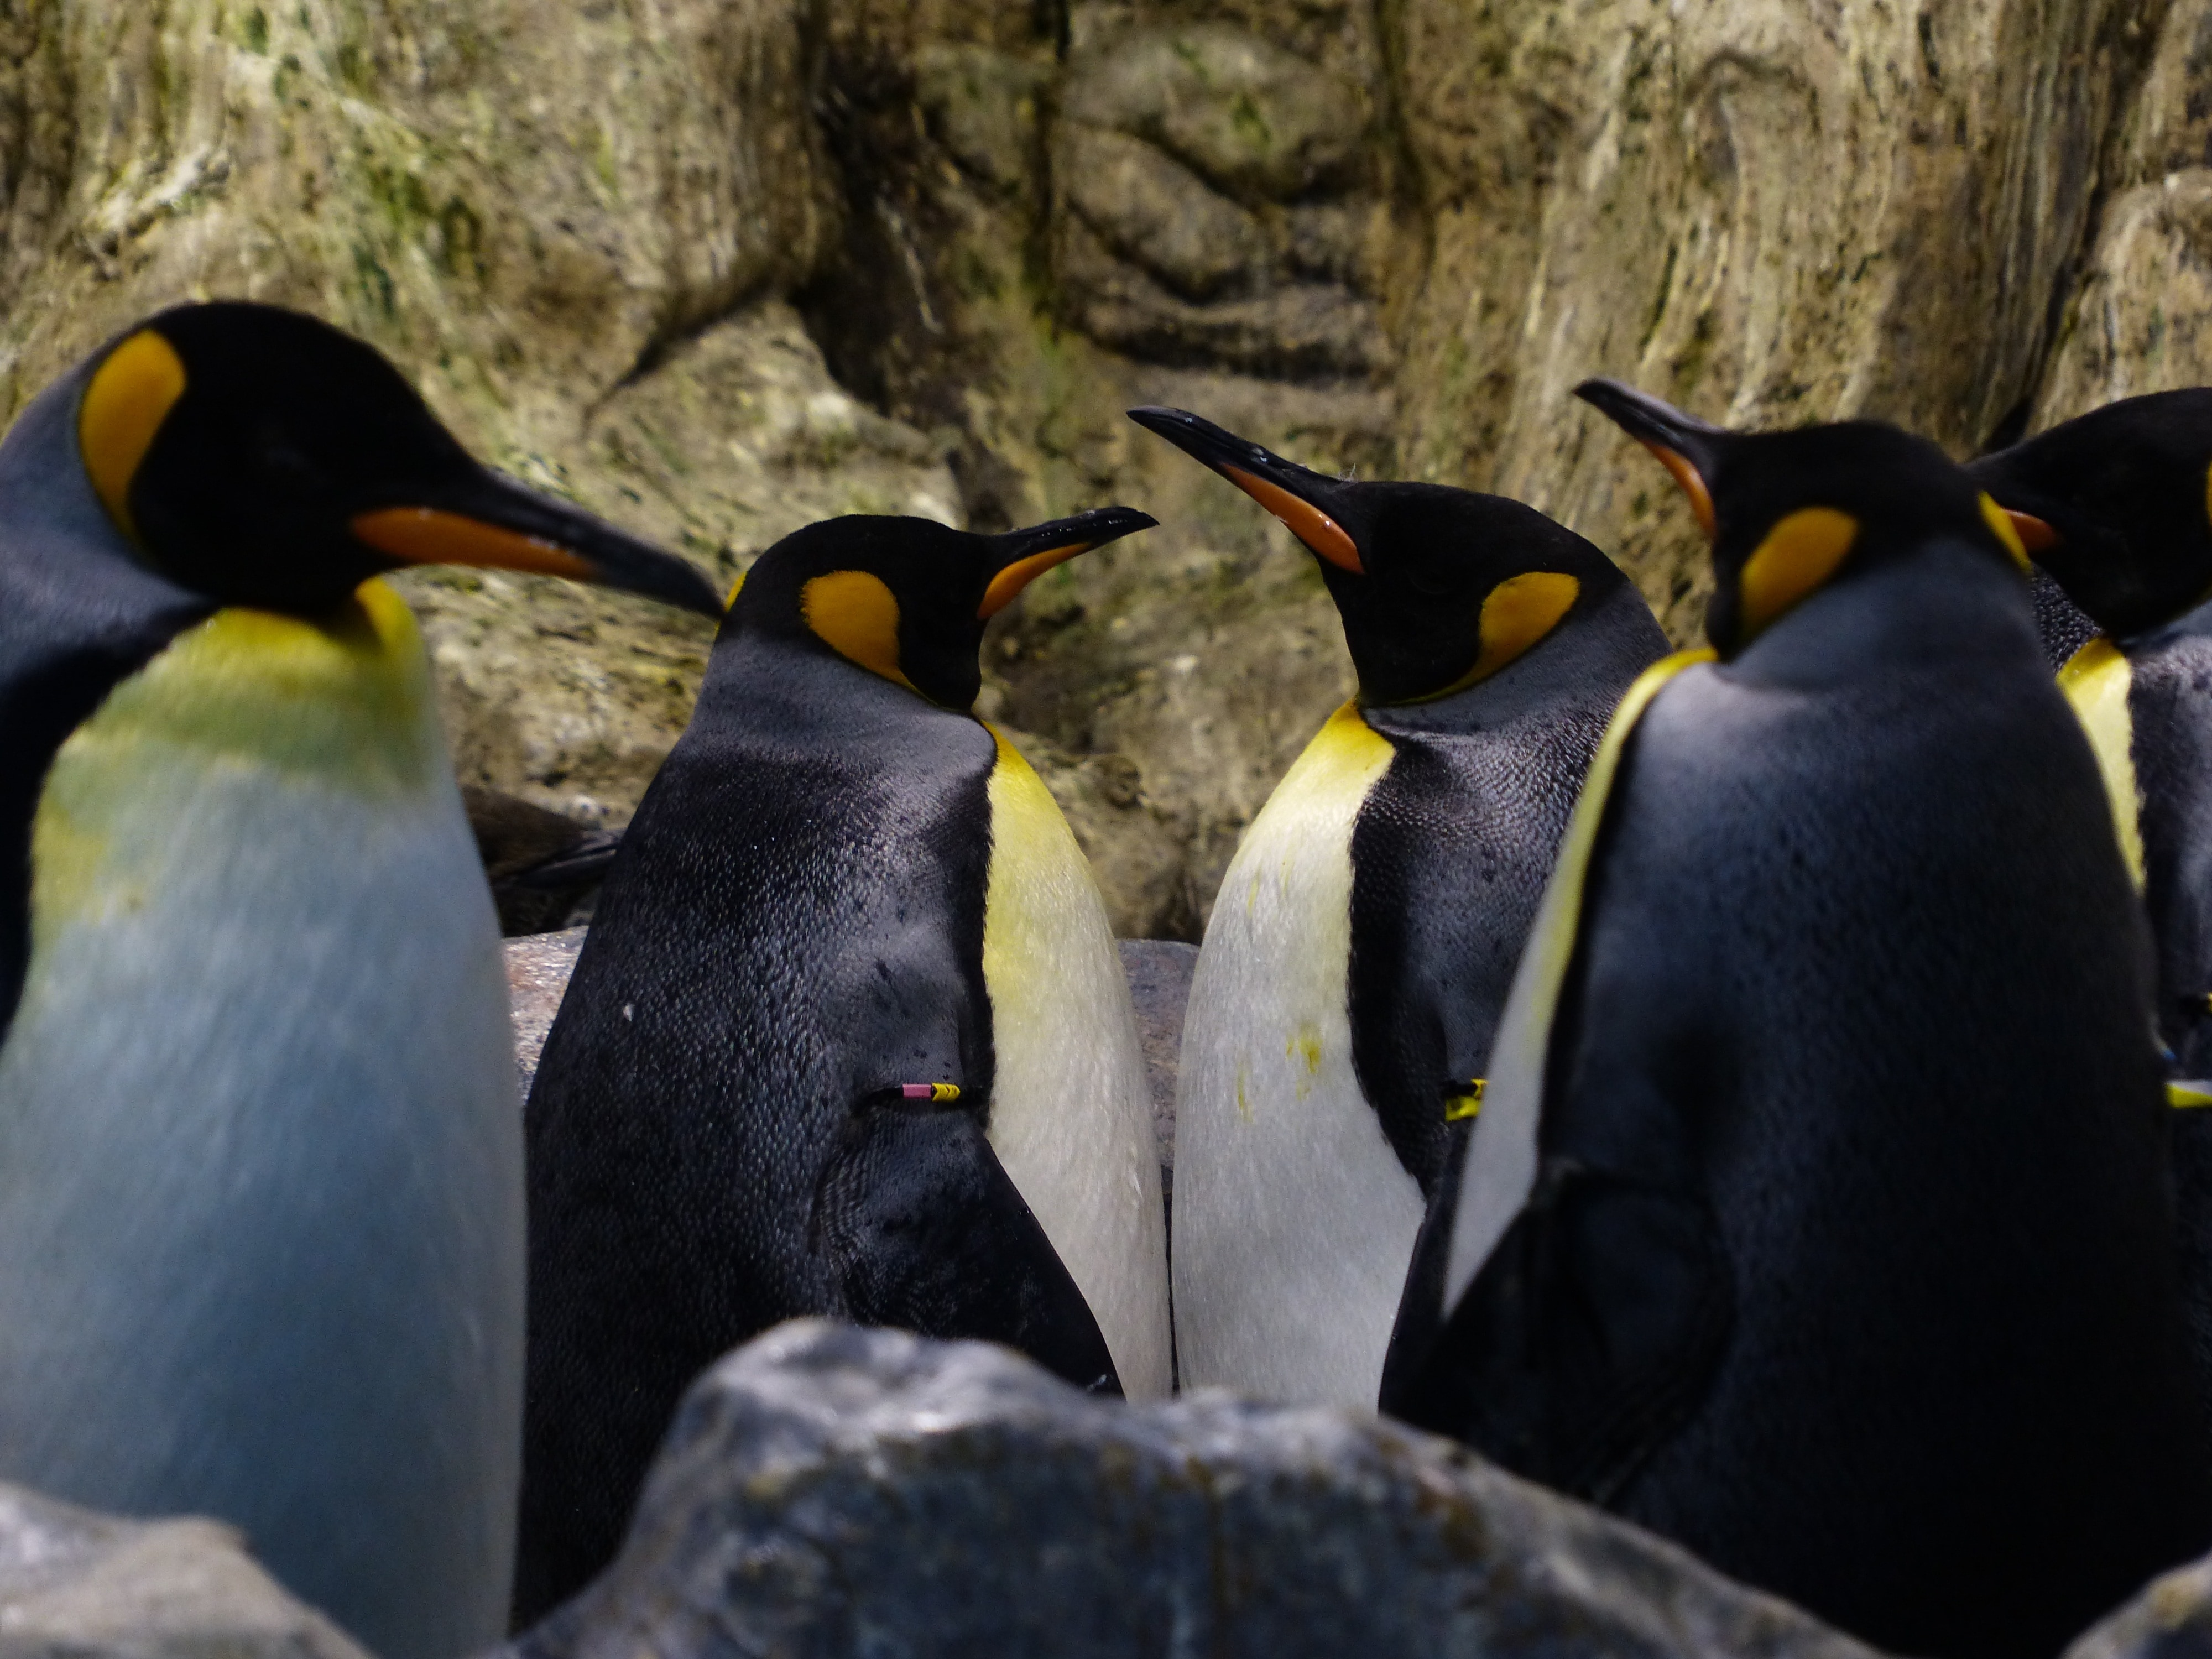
0,586,521,1653
1172,702,1425,1406
979,728,1170,1399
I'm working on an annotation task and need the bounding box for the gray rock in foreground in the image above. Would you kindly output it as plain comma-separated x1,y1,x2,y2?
1115,938,1196,1172
2067,1550,2212,1659
507,927,588,1097
0,1481,370,1659
507,1320,1884,1659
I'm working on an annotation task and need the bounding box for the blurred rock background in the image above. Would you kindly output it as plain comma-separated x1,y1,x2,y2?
0,0,2200,937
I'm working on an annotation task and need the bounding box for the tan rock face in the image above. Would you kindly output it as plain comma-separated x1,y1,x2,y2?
0,0,2201,934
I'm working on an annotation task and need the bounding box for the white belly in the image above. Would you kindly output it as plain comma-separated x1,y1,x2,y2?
982,729,1171,1399
1172,702,1425,1406
0,592,522,1659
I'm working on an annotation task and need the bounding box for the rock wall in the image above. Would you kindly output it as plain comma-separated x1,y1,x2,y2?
0,0,2199,935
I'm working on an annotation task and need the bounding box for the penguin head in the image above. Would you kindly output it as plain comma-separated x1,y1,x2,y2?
70,301,724,618
1577,379,2028,658
1128,406,1623,705
1966,390,2212,638
726,506,1156,709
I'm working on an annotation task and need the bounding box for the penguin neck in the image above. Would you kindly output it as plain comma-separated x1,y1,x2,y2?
697,627,983,744
1722,538,2042,691
2129,586,2212,651
1366,580,1662,736
0,364,203,634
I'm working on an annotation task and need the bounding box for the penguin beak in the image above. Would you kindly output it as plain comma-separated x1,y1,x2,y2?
978,505,1157,618
1128,406,1365,575
1575,379,1725,539
350,469,727,619
2000,508,2059,553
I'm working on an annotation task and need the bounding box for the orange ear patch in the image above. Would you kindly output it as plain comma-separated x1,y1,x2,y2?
80,330,187,545
351,508,596,578
1739,507,1858,638
801,569,916,690
1468,571,1582,685
979,541,1087,619
1222,465,1363,572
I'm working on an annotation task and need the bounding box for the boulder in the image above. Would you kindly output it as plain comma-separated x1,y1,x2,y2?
0,1481,370,1659
508,927,588,1097
505,1319,1885,1659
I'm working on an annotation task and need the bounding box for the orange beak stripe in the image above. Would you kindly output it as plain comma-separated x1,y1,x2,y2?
1223,466,1363,573
351,507,597,579
1644,443,1717,538
979,541,1089,619
2004,509,2058,554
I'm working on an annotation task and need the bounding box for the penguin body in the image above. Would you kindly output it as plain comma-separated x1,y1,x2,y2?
0,304,721,1659
1970,391,2212,1428
517,508,1168,1624
1129,409,1666,1406
1402,389,2212,1659
1968,393,2212,1068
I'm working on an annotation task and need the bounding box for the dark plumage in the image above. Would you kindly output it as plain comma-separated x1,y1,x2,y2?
1398,382,2212,1659
1128,407,1667,1405
515,507,1165,1625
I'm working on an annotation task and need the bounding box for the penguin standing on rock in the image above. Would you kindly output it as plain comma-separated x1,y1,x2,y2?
1969,390,2212,1426
1126,407,1666,1408
1395,381,2211,1659
515,507,1171,1625
0,302,723,1659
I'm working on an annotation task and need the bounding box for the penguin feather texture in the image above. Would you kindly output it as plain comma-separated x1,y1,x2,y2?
1172,702,1423,1405
0,584,523,1659
982,728,1171,1399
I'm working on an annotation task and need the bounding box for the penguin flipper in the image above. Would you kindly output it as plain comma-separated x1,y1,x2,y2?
816,1097,1123,1396
1384,1152,1731,1503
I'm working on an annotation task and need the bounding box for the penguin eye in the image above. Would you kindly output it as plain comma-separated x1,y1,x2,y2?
1405,561,1454,598
256,427,329,491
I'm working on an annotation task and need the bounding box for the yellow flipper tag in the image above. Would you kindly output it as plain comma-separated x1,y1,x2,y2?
1444,1080,1485,1122
899,1082,961,1103
2169,1082,2212,1109
2057,637,2144,891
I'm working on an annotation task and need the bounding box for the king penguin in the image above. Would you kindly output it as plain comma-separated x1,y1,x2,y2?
1392,380,2212,1659
1969,389,2212,1429
515,506,1171,1624
0,302,722,1659
1126,406,1666,1408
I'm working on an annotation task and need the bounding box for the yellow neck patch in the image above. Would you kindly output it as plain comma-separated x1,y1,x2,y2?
802,570,915,691
79,330,187,546
2057,635,2145,891
1738,507,1858,639
1978,492,2032,572
32,580,437,927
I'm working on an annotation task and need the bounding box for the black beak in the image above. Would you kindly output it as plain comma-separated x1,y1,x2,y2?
1128,406,1364,573
351,467,727,619
977,504,1157,619
1574,378,1726,536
